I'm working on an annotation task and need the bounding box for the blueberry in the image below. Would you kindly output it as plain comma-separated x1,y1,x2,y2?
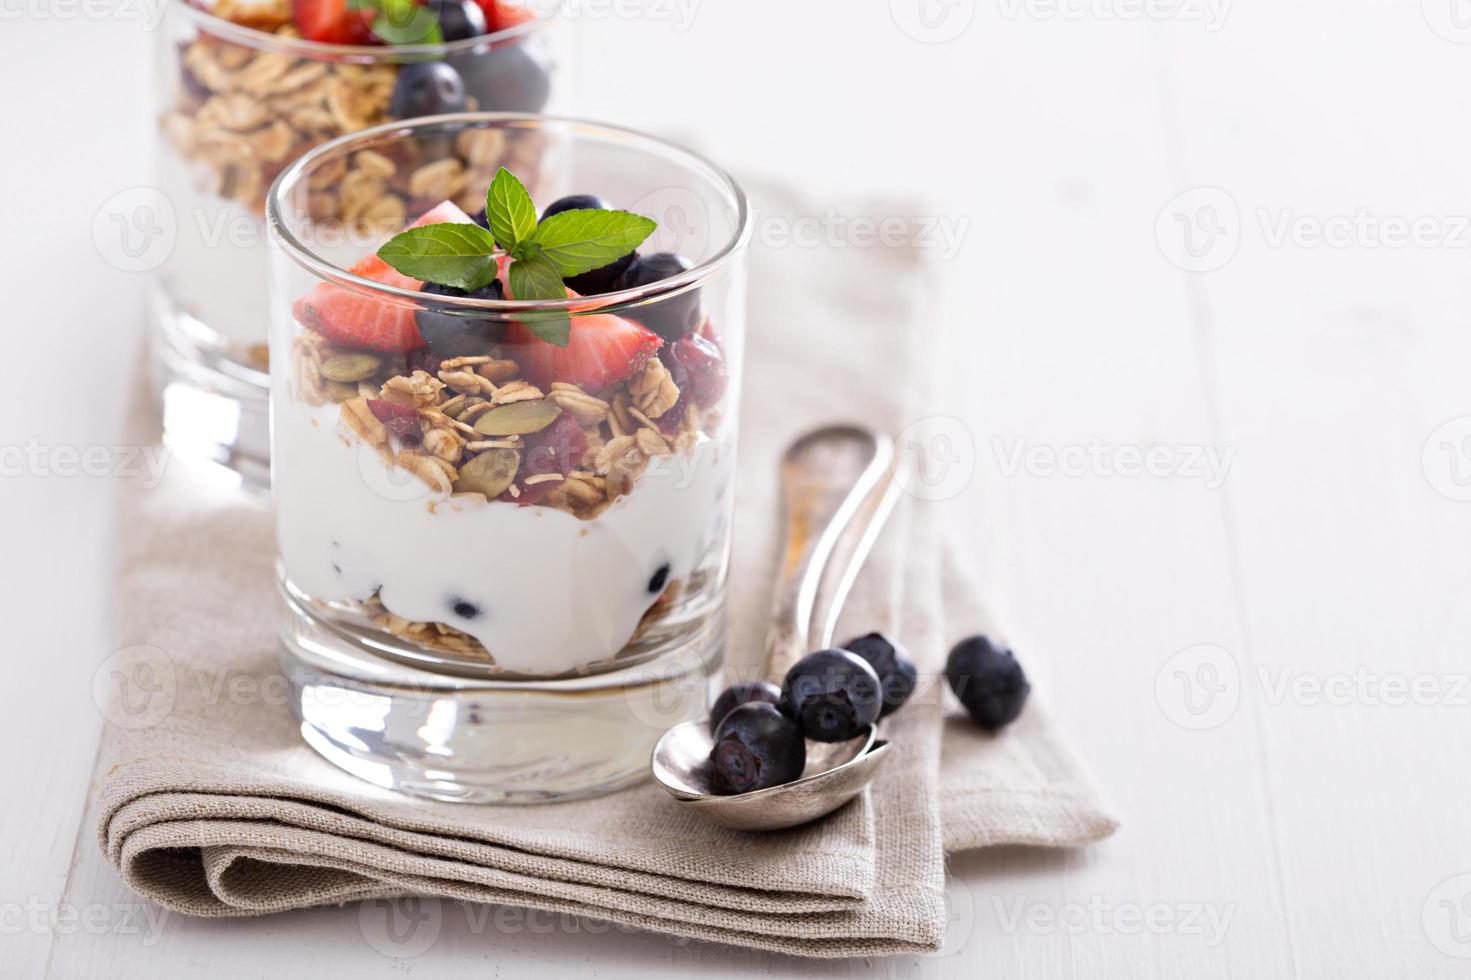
780,649,882,743
180,65,209,103
451,44,551,114
709,680,784,734
843,632,917,718
568,254,636,298
415,279,505,358
647,563,670,594
709,702,805,793
613,252,701,341
542,194,610,220
451,599,481,619
538,195,636,296
389,62,468,119
430,0,486,41
945,636,1030,731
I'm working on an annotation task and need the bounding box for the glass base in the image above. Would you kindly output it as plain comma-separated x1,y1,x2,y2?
277,580,723,803
151,282,272,489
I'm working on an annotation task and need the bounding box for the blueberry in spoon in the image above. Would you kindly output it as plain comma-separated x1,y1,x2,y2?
781,649,882,742
709,702,805,793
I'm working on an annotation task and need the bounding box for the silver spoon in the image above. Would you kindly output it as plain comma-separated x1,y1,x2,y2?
651,425,900,831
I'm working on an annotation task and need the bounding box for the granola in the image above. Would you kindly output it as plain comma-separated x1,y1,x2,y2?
290,330,724,519
161,21,545,222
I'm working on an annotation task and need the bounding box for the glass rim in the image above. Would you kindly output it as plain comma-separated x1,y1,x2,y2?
172,0,548,60
266,113,754,315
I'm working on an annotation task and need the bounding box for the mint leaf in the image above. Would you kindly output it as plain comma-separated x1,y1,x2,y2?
486,168,537,252
377,223,499,291
529,209,656,277
508,257,571,346
508,239,543,264
354,0,443,44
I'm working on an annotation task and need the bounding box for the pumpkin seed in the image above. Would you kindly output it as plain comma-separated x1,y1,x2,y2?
453,448,520,498
325,380,360,402
472,400,561,436
320,352,382,383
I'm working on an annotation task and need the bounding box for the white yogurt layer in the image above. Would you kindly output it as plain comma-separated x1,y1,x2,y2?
274,397,732,676
157,150,272,349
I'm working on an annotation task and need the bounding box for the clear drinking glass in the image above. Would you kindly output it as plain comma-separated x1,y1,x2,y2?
266,114,751,802
153,0,566,485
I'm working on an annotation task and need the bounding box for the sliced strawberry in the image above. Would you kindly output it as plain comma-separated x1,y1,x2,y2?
293,201,475,353
292,0,377,44
481,0,536,31
504,315,661,391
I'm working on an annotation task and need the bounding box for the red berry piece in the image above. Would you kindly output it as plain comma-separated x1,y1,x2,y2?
671,333,726,406
291,0,376,45
655,348,690,434
366,399,422,447
503,314,661,392
294,201,476,353
502,413,588,505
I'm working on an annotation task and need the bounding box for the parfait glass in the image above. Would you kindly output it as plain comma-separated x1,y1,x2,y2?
266,114,751,802
152,0,566,485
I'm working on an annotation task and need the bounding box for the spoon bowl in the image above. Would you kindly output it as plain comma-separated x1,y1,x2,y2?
652,720,890,830
649,424,901,831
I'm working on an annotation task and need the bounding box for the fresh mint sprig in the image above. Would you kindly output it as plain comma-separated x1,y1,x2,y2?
376,166,657,347
347,0,443,46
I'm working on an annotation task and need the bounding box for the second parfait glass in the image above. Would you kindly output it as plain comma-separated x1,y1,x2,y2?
154,0,567,484
266,114,751,802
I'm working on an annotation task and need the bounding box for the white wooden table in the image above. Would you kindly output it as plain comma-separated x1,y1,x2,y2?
7,2,1471,975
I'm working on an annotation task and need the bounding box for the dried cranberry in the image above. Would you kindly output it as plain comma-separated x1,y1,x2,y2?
180,66,209,103
366,399,423,447
405,346,443,378
671,333,726,407
502,413,588,505
655,347,691,435
527,414,588,477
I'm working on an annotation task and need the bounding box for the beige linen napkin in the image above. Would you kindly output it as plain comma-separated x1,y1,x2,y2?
95,183,1115,957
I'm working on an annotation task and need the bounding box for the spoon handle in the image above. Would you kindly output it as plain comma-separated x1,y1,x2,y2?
764,427,894,683
810,454,906,650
